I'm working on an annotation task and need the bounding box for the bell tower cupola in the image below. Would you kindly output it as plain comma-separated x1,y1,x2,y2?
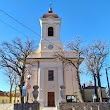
40,7,61,41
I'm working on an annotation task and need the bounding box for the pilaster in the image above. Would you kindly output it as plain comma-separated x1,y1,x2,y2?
58,66,64,103
38,67,45,107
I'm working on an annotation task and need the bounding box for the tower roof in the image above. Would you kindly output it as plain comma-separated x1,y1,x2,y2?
42,8,59,18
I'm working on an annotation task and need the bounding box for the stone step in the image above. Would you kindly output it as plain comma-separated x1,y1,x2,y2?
42,107,57,110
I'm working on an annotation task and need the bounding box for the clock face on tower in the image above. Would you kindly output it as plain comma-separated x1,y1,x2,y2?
48,44,53,50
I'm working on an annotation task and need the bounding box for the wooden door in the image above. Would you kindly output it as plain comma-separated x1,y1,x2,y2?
48,92,55,107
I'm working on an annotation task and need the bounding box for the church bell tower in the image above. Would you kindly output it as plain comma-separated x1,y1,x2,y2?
38,7,63,57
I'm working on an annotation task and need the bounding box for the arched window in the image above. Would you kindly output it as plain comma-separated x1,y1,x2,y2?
48,27,54,36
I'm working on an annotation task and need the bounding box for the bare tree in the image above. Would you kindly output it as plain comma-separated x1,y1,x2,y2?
4,67,19,103
4,68,15,103
54,37,84,102
13,72,20,103
0,37,35,103
84,40,108,102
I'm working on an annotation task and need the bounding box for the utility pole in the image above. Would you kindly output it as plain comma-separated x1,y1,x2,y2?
106,68,110,89
105,67,110,98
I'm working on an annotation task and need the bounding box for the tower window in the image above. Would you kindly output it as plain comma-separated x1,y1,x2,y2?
48,27,54,36
48,70,54,81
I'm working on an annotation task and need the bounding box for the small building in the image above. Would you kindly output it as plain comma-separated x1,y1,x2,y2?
0,91,9,103
0,90,20,103
83,86,107,102
9,90,21,103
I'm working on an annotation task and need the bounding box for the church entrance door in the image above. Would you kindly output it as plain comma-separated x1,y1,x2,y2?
48,92,55,107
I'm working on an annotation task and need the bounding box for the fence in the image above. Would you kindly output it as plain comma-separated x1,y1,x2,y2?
59,102,110,110
0,102,40,110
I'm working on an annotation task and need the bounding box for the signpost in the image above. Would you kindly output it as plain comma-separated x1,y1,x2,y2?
92,94,97,102
26,84,31,103
22,85,26,97
21,85,26,104
27,84,31,89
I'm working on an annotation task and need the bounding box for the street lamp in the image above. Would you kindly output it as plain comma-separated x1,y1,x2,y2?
27,74,31,80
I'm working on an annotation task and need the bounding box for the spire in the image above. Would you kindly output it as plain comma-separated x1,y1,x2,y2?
48,2,53,13
42,2,59,18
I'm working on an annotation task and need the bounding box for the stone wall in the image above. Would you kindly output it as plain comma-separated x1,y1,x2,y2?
0,104,14,110
0,103,40,110
59,102,110,110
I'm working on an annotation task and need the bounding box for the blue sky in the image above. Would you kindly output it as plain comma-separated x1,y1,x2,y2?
0,0,110,91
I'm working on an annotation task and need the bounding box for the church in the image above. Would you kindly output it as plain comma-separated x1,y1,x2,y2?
25,7,83,109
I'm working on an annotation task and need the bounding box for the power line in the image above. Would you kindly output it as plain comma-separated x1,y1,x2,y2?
0,9,41,37
0,19,27,37
0,9,63,52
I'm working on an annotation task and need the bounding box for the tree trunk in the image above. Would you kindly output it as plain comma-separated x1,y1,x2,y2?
97,72,103,102
76,69,84,102
93,74,98,102
19,84,24,103
20,75,25,103
14,87,17,103
9,84,13,103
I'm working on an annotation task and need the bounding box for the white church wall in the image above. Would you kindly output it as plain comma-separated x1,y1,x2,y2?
64,65,79,96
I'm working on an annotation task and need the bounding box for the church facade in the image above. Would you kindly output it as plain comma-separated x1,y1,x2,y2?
25,8,83,107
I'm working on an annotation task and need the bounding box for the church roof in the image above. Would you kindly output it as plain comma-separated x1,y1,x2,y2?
83,86,105,89
42,7,59,18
